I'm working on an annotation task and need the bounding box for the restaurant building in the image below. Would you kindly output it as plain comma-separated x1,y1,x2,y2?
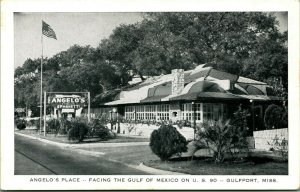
102,64,281,131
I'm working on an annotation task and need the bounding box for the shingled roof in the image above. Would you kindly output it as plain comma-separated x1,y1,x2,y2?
104,65,280,105
170,92,247,102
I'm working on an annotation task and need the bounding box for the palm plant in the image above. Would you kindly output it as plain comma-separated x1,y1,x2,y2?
195,119,249,163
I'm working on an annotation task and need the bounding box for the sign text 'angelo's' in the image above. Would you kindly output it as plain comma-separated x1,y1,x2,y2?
48,96,86,109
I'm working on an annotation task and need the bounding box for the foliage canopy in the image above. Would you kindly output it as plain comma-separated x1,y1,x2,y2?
15,13,287,114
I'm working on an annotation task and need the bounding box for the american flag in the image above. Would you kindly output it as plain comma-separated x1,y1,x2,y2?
42,21,57,40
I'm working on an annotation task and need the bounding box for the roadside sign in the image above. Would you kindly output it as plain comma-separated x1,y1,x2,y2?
62,108,75,113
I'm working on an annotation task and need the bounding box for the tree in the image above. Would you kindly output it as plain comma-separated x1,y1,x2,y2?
55,44,95,68
14,45,122,112
230,107,251,135
58,60,122,97
242,30,288,89
15,12,288,113
14,66,25,77
141,13,287,79
266,77,288,105
97,12,287,88
14,77,40,116
264,104,288,129
43,70,74,92
21,58,40,74
98,24,144,80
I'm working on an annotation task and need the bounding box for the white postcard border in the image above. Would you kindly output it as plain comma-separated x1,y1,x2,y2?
1,0,299,190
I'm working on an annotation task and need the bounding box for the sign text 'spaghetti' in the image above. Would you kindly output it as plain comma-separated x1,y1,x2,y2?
48,95,86,109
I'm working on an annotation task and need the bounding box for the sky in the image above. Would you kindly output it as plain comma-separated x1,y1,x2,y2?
14,12,287,69
14,12,143,68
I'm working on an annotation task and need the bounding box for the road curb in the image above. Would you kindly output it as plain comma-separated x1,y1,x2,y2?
14,132,149,148
15,132,72,148
76,141,149,148
135,163,187,175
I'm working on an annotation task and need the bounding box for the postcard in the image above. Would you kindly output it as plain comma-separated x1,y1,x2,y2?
1,0,299,190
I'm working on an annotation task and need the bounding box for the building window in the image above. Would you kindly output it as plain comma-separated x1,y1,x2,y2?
203,103,223,122
136,105,144,120
182,103,201,122
182,103,192,121
125,103,223,122
124,104,171,121
145,105,156,120
157,104,170,120
125,106,135,120
195,103,201,121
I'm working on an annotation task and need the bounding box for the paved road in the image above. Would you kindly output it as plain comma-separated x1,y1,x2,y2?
15,134,150,175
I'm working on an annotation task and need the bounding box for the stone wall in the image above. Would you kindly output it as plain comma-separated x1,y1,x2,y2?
109,123,195,140
110,122,260,149
253,128,288,150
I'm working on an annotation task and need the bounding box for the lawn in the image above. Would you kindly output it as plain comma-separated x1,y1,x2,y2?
144,155,288,175
15,129,149,144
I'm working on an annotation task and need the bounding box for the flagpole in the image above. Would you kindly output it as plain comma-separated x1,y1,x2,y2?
40,20,56,134
40,25,43,134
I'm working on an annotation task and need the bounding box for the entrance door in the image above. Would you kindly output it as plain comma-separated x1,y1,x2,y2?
253,105,264,131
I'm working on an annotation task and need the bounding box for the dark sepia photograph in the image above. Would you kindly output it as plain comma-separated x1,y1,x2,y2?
14,12,288,176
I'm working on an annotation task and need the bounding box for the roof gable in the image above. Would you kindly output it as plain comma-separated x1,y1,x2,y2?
184,67,211,83
207,69,239,83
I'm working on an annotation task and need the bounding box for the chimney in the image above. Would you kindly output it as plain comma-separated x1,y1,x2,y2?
171,69,184,95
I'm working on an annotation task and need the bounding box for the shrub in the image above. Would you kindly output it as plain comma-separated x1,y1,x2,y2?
31,119,38,126
46,118,60,133
97,113,111,125
264,104,287,129
16,118,26,130
26,120,34,127
95,127,115,139
58,118,72,135
150,124,188,161
124,123,137,135
17,123,26,130
68,117,89,142
36,119,44,130
88,118,116,140
268,135,288,161
173,120,192,128
195,119,249,163
230,108,250,135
